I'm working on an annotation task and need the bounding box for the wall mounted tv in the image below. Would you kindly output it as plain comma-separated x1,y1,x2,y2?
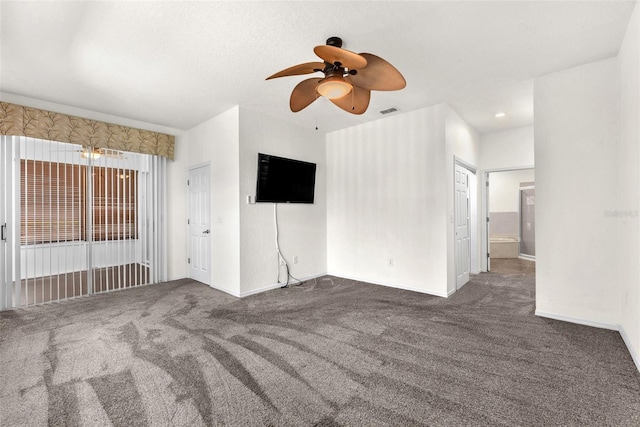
255,153,316,204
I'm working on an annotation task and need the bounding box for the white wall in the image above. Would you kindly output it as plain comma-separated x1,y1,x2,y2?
176,106,327,298
238,107,326,296
617,1,640,370
479,126,534,170
183,107,241,295
534,57,620,326
327,105,448,296
489,169,535,213
327,104,477,297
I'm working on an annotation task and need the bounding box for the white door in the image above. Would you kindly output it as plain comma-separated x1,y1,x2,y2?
187,165,211,285
455,164,470,288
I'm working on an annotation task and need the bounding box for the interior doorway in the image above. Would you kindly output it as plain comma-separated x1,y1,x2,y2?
484,168,535,274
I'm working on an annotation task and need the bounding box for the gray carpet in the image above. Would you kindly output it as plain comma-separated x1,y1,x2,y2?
1,273,639,426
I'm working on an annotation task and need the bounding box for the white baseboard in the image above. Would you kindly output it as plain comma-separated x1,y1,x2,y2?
209,271,447,298
238,283,281,298
536,310,640,373
381,281,450,298
238,272,328,298
208,283,241,298
619,326,640,373
327,272,449,298
534,310,619,331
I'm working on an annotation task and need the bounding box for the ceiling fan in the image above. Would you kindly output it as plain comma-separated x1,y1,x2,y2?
78,148,125,160
58,147,125,160
266,37,406,115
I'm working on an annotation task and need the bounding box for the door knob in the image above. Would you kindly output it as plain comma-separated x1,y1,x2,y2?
202,229,210,234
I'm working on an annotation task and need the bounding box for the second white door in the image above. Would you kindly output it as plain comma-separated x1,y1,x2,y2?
187,165,211,285
455,164,471,288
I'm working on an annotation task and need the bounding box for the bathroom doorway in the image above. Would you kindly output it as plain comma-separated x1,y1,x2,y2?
484,168,535,275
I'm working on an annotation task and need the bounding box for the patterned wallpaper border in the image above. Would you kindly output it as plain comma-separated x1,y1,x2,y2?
0,101,175,160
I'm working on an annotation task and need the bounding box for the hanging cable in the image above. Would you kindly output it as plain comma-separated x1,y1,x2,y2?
273,203,310,289
274,203,288,286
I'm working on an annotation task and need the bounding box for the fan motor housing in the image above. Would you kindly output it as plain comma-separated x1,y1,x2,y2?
324,67,345,78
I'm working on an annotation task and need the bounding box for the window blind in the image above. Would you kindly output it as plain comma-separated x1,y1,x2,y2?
20,160,84,245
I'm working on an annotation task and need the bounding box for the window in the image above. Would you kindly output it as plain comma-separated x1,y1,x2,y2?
20,160,137,244
21,160,84,244
92,167,137,241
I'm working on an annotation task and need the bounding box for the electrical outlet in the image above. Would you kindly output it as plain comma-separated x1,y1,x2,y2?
293,256,298,264
388,258,394,267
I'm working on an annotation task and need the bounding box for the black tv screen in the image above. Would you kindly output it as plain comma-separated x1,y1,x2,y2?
255,153,316,203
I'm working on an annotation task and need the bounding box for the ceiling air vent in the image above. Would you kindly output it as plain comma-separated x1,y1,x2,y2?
380,107,398,115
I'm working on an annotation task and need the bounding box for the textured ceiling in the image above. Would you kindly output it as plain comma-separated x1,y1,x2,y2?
0,1,636,134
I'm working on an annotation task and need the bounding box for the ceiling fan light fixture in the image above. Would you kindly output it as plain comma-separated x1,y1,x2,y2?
317,77,352,99
81,149,101,159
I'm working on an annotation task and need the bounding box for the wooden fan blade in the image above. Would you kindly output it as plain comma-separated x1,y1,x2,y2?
314,45,367,69
290,78,322,112
266,62,325,80
330,81,370,115
350,53,406,91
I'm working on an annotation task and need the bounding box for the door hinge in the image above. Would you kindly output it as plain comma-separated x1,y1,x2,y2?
187,179,190,186
188,258,191,264
187,219,190,225
1,223,6,241
486,217,490,223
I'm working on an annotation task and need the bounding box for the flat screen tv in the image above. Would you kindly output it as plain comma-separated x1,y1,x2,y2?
255,153,316,203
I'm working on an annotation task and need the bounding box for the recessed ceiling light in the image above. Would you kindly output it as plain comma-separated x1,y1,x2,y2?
495,112,506,118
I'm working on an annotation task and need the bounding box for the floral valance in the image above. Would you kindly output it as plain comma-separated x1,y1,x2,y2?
0,101,175,160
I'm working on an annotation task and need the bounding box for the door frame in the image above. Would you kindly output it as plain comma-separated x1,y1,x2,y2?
481,165,535,272
187,162,212,285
